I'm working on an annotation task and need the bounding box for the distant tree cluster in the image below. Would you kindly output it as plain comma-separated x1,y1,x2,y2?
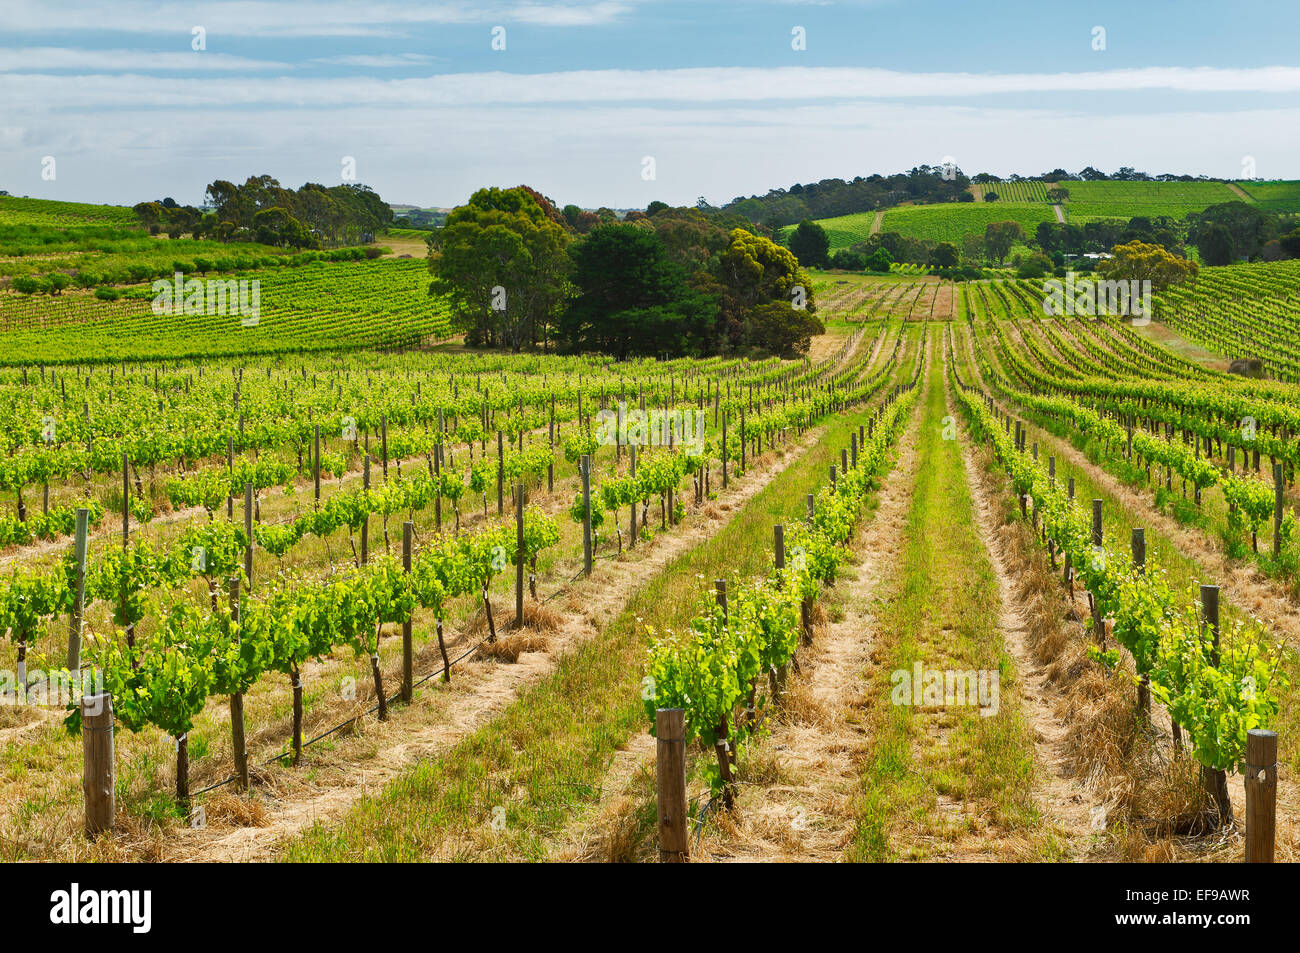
428,187,821,358
725,165,971,228
1186,202,1298,265
974,167,1228,183
134,175,393,248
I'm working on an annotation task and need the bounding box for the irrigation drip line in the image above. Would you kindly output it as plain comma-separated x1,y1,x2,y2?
189,633,488,799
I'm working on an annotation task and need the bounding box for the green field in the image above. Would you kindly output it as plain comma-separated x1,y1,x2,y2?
1235,180,1300,213
0,224,345,285
0,258,453,363
779,210,878,251
1060,180,1240,222
0,195,138,227
982,180,1050,203
880,201,1055,243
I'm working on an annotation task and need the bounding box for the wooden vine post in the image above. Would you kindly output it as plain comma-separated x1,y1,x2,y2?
82,693,115,836
1245,729,1278,862
655,708,689,862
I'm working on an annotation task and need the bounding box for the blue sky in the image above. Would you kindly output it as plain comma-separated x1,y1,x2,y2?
2,0,1298,210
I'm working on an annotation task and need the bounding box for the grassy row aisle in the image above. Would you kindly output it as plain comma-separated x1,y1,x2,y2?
277,334,918,861
848,327,1052,861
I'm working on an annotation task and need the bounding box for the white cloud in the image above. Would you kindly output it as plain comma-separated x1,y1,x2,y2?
0,1,633,37
4,65,1299,110
310,54,438,68
0,47,288,71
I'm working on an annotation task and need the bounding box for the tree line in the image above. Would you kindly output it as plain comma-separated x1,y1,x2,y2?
427,186,822,359
725,165,971,228
134,175,393,248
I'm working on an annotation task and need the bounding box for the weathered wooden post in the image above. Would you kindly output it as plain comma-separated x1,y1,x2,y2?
656,708,689,862
82,693,114,836
1245,729,1278,863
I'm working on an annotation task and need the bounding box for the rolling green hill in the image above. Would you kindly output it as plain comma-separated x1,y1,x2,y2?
0,195,138,226
880,202,1056,244
778,210,878,251
1060,180,1240,222
1234,180,1300,213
